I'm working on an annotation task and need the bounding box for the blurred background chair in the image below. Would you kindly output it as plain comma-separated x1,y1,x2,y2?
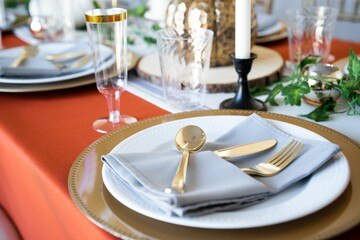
255,0,274,13
270,0,359,42
337,0,360,21
303,0,360,21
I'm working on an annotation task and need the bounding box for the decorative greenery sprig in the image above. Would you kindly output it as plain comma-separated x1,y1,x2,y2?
335,50,360,113
92,0,101,9
127,4,159,46
128,4,148,18
257,49,360,122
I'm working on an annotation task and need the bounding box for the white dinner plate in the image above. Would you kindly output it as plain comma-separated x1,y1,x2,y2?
0,42,113,84
257,21,283,37
102,115,350,229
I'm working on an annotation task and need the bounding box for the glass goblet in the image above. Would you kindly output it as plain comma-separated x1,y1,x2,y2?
85,8,137,134
0,0,6,49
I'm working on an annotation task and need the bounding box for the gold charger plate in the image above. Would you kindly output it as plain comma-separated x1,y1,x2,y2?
0,74,95,93
0,51,139,93
68,110,360,239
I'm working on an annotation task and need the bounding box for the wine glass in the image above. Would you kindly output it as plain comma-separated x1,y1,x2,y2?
85,8,137,133
0,0,6,49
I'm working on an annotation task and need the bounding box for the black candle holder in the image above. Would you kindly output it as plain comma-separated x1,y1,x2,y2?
220,53,267,111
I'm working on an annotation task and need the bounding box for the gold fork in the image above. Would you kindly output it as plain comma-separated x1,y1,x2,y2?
10,45,39,68
241,140,305,177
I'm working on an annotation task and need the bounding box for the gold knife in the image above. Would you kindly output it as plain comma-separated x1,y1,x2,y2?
51,55,92,70
213,139,277,159
45,51,86,61
69,55,92,68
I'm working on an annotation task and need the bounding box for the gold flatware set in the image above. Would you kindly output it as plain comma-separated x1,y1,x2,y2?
51,55,92,70
9,45,90,70
168,125,304,193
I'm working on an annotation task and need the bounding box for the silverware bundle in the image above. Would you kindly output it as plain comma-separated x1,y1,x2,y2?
45,51,91,70
167,125,304,194
9,45,91,70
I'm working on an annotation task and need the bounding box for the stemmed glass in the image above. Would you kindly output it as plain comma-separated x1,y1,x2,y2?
0,0,6,49
85,8,137,133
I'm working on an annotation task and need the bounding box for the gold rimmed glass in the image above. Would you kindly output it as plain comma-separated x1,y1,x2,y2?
85,8,137,134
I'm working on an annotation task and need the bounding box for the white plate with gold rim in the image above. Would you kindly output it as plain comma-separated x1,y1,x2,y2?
0,42,138,85
102,115,350,229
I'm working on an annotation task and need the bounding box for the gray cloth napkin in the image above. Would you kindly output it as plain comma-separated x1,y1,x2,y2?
257,13,278,31
0,44,93,78
102,114,341,217
0,57,61,77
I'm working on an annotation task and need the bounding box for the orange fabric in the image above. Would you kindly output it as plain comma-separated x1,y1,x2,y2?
260,38,360,61
2,33,26,48
0,33,359,239
0,86,168,240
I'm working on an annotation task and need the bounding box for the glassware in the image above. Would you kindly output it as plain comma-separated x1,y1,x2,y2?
155,28,213,111
286,6,338,66
0,0,6,49
61,0,75,41
302,63,342,106
28,15,60,41
28,0,75,41
85,8,137,133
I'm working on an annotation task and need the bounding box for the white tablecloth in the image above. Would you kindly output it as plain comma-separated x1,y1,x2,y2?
127,76,360,144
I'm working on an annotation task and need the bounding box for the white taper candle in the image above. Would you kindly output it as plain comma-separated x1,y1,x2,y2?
235,0,251,59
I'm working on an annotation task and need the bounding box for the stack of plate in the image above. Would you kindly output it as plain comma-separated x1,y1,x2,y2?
0,42,138,93
255,13,288,44
68,110,360,239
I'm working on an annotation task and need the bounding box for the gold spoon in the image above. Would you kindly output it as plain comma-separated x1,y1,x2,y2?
165,125,206,194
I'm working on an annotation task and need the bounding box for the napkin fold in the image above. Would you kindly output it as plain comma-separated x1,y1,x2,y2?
0,43,94,78
102,114,341,217
0,57,61,77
